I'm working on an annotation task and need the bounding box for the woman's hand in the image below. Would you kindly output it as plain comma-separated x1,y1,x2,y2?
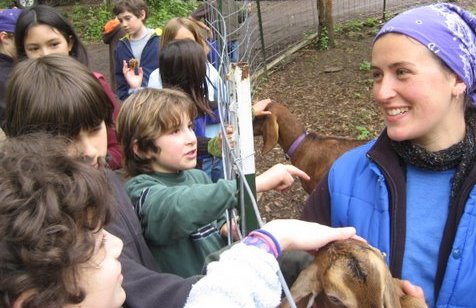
261,219,357,252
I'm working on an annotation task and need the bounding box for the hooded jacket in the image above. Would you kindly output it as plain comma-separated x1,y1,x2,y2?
301,131,476,308
114,29,160,101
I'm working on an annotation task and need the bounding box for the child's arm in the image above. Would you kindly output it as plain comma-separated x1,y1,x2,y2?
126,174,238,245
255,163,310,192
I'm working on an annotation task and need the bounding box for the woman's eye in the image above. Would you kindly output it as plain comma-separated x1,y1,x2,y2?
396,68,409,77
371,70,382,81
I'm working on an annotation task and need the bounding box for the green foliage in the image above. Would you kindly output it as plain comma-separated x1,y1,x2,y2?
147,0,199,28
363,17,379,27
355,126,371,140
67,0,198,42
69,4,113,42
359,60,371,72
318,27,329,50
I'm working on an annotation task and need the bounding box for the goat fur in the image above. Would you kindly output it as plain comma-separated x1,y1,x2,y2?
280,239,427,308
253,103,366,193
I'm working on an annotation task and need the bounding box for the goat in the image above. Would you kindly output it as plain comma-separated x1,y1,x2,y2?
280,239,427,308
253,103,366,193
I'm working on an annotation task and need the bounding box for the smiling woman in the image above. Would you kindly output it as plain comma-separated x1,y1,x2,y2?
301,3,476,307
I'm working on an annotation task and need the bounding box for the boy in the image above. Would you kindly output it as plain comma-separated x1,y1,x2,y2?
113,0,161,101
116,88,309,278
0,8,21,126
4,55,199,308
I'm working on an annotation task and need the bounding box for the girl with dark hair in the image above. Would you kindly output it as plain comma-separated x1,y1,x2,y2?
13,5,123,169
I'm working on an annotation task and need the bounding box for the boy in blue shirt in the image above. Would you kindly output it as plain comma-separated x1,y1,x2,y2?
113,0,160,100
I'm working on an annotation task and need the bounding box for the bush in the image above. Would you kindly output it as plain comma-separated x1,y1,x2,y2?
68,0,198,42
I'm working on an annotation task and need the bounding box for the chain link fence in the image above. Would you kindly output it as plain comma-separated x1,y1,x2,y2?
222,0,437,82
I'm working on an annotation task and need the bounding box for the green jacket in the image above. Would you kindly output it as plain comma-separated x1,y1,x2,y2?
125,169,237,277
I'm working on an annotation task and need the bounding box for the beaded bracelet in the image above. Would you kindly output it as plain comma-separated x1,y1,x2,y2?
242,234,276,258
255,229,282,257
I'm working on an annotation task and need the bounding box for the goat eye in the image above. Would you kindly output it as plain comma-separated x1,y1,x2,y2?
327,295,343,305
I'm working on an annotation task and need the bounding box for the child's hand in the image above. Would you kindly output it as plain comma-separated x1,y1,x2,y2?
220,221,240,241
123,60,144,89
217,125,234,149
252,98,272,117
255,163,310,192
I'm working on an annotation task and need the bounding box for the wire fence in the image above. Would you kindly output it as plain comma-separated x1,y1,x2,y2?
220,0,438,85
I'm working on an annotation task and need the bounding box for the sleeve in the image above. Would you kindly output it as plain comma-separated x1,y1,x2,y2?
105,171,201,308
93,72,123,170
114,42,129,101
134,177,238,245
300,172,332,226
184,243,282,308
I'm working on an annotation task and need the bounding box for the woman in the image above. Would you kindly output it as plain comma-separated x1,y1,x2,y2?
301,3,476,307
14,5,123,169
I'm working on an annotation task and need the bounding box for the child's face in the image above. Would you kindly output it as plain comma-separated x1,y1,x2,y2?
149,115,197,173
23,24,73,59
72,121,108,169
70,230,125,308
117,10,146,38
174,26,209,55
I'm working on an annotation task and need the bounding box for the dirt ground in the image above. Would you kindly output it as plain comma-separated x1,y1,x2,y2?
253,26,383,222
86,0,473,223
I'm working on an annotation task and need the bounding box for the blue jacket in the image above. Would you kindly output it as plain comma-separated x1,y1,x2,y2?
114,30,160,101
301,131,476,308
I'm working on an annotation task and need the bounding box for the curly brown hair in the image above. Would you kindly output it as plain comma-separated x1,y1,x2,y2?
0,133,113,307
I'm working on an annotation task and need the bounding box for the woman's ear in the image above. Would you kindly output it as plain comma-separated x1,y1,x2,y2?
452,75,467,98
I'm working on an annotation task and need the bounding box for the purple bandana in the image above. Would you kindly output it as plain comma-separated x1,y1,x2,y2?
375,3,476,105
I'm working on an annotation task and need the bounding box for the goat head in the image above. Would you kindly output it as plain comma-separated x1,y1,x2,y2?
253,103,366,193
280,239,426,308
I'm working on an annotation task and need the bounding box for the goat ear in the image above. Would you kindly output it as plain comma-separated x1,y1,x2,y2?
282,261,322,308
261,113,279,154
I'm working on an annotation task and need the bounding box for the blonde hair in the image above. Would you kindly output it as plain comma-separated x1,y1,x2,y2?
161,17,208,49
117,88,197,176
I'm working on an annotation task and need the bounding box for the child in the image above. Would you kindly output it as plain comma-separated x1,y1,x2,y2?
112,0,160,101
0,133,124,308
0,8,21,125
4,54,201,308
0,136,370,307
116,88,310,278
14,5,123,169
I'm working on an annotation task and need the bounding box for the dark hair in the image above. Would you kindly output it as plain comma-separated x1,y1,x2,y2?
4,54,113,138
112,0,149,21
117,88,197,176
159,39,212,116
0,133,113,307
15,5,89,65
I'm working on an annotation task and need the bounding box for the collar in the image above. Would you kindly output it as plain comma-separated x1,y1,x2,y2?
286,132,308,159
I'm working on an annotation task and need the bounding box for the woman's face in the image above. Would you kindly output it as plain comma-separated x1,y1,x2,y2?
371,33,466,151
23,24,72,58
68,230,125,308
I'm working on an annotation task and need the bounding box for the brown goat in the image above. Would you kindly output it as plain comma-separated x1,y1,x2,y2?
280,239,427,308
253,103,366,193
